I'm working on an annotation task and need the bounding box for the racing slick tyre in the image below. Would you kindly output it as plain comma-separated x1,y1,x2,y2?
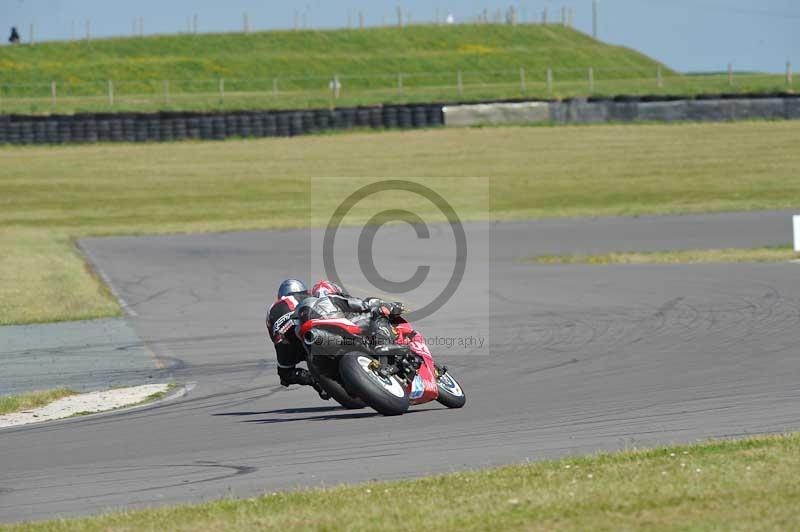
436,371,466,409
307,356,366,410
340,353,409,416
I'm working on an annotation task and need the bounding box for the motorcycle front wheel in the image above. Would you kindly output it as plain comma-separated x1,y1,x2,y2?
339,353,409,416
436,370,466,409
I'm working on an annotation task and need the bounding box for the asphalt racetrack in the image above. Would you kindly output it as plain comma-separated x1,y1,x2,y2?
2,211,800,522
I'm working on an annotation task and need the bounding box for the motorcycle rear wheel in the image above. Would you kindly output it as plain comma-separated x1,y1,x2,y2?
340,353,409,416
307,356,366,410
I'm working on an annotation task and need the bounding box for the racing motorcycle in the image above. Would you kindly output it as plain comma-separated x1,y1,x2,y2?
296,297,466,416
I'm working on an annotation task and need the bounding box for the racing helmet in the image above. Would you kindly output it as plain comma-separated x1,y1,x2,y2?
277,278,308,298
311,279,343,297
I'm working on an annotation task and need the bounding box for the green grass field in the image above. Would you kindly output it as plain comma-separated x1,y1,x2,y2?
4,24,787,114
1,120,799,325
528,246,800,265
5,433,799,531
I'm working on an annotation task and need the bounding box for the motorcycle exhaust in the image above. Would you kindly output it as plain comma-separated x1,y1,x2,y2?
304,328,340,346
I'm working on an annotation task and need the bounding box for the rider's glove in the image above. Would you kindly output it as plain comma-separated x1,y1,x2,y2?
367,298,406,318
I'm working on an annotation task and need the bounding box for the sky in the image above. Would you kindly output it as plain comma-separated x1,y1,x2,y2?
0,0,797,72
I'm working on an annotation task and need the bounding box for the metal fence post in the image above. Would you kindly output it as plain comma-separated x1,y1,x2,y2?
657,66,663,88
272,78,278,96
520,67,526,92
219,78,225,102
334,74,340,99
728,63,733,87
546,68,553,94
787,61,793,87
108,80,113,106
457,70,463,96
588,67,594,91
51,81,57,106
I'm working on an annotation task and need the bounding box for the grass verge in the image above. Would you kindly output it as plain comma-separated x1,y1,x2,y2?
0,388,77,415
1,121,799,324
5,433,799,531
528,246,800,265
0,229,120,324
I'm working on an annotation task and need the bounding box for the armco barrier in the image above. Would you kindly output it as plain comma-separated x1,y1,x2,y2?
444,94,800,127
0,104,445,145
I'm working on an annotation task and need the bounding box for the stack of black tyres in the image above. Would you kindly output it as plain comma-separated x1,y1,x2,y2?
57,116,71,143
0,115,7,144
264,113,278,137
98,119,112,142
198,116,213,140
186,117,200,140
0,103,449,145
239,114,252,138
412,106,427,127
315,110,331,131
6,121,20,144
275,113,290,136
382,107,398,128
212,116,225,140
18,121,32,144
355,108,370,128
33,121,47,144
427,104,444,126
174,116,188,141
135,115,148,142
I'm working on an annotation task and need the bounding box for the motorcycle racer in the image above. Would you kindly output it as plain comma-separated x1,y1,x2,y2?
266,279,328,397
310,279,407,350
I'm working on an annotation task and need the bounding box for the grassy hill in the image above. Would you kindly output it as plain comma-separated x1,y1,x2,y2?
0,24,785,113
0,24,689,113
0,24,670,84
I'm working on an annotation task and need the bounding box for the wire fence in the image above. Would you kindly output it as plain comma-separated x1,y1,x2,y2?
0,67,793,114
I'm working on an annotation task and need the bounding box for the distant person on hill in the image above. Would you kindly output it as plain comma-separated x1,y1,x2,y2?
8,26,20,44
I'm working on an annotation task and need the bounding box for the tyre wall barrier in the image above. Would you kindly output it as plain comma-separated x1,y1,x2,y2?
445,95,800,127
0,104,445,145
